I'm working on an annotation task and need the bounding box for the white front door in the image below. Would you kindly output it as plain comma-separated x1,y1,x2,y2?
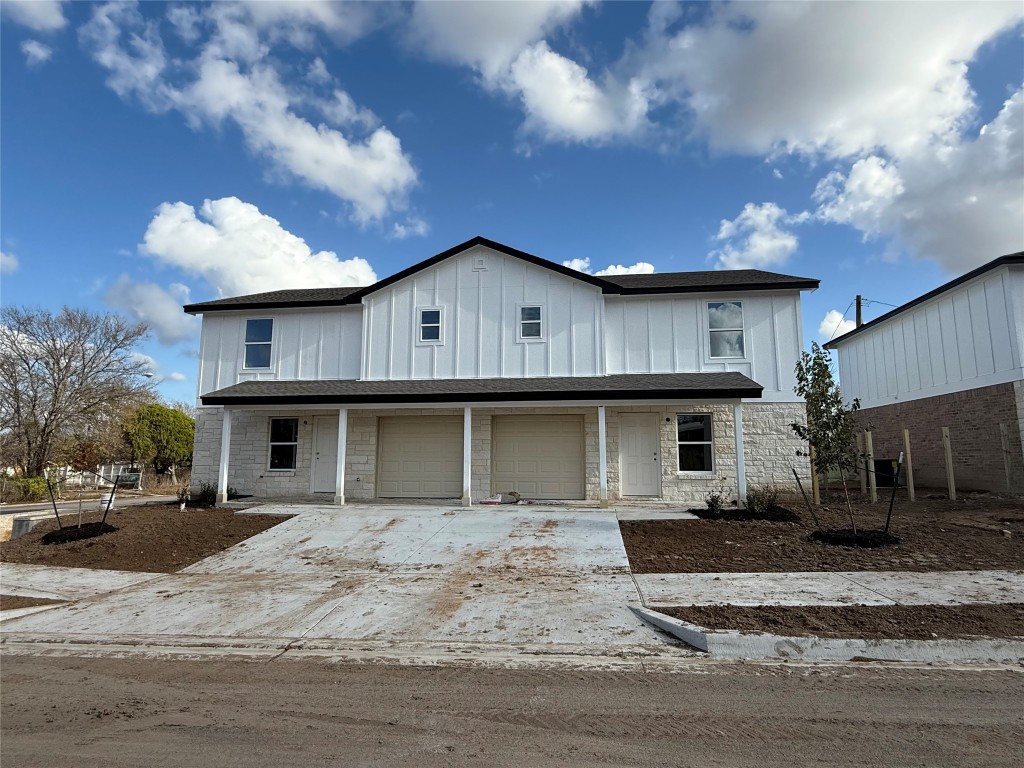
620,413,661,496
312,415,339,493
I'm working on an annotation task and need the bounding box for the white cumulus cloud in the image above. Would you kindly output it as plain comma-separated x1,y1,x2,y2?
167,372,187,382
709,203,802,270
79,1,416,223
562,257,655,276
1,0,66,32
104,276,199,345
390,216,429,240
21,40,53,66
0,251,19,274
814,90,1024,272
819,310,856,341
140,196,378,297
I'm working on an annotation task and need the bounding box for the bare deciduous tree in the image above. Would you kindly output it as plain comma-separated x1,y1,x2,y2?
0,306,153,476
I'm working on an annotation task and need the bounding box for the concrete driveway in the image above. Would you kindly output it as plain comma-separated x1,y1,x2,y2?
2,505,676,662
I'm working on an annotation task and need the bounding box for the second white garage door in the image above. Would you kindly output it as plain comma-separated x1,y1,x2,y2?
491,416,585,500
377,416,463,498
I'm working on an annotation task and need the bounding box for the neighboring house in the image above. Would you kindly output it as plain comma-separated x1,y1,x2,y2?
185,237,817,505
825,253,1024,495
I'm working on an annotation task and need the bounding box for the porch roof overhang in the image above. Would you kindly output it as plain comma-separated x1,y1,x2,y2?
200,372,763,406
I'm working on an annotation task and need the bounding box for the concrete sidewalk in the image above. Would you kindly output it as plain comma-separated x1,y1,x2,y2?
634,570,1024,607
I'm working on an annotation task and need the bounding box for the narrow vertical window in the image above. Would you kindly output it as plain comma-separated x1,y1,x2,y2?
708,301,744,358
418,308,442,342
677,414,713,471
520,305,543,340
244,318,273,368
268,418,298,470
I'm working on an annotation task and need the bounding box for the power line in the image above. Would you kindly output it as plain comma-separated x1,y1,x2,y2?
828,301,854,341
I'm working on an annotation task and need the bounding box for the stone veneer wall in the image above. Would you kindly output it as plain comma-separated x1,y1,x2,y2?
853,381,1024,495
191,401,810,504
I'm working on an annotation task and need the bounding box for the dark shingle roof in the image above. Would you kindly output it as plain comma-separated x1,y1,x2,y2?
603,269,818,293
824,252,1024,349
200,372,762,405
183,236,818,313
184,287,361,314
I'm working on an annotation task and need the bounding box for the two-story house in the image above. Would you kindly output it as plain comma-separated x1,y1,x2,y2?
826,253,1024,494
185,237,817,506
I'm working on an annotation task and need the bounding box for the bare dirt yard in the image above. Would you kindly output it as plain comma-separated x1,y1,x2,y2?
621,493,1024,574
624,492,1024,641
662,604,1024,640
0,504,287,573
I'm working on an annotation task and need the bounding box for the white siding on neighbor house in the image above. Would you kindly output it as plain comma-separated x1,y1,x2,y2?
196,307,362,397
835,265,1024,409
603,292,803,401
361,245,604,380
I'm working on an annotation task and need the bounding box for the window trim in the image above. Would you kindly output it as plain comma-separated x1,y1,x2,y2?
516,303,545,343
707,301,746,360
676,413,714,474
243,317,275,370
267,417,299,472
416,306,444,345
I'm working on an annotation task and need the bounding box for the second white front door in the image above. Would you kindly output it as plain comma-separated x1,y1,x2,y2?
312,415,339,493
620,413,660,496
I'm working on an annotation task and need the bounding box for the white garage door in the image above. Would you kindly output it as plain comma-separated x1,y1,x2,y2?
491,416,585,500
377,416,463,498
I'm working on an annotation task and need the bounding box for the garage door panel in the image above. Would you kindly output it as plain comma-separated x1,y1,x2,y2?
378,416,462,498
491,416,585,500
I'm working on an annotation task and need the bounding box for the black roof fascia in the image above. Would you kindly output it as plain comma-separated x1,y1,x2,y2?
202,385,763,406
342,236,619,303
612,279,819,296
825,252,1024,349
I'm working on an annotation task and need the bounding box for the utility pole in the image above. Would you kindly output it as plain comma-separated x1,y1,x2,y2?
855,295,863,328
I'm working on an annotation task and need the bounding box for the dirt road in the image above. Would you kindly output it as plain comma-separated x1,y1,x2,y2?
2,656,1021,767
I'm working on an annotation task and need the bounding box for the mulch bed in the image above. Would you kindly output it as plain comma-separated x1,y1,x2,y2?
0,595,66,611
0,503,288,573
660,603,1024,640
689,506,801,522
622,494,1024,573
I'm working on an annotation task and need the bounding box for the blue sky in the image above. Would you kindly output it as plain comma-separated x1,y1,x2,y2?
2,1,1022,405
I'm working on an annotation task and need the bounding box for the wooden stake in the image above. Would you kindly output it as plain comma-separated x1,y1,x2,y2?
809,445,820,505
855,432,867,494
902,428,915,502
864,430,877,503
942,426,956,501
1000,423,1012,493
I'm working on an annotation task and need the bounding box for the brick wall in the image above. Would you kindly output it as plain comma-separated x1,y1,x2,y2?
854,382,1024,494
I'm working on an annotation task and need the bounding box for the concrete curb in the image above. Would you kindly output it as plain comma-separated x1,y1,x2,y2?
630,607,1024,664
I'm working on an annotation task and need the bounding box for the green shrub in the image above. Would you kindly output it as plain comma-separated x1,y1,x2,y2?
746,485,780,516
704,490,726,515
194,482,217,506
13,476,49,502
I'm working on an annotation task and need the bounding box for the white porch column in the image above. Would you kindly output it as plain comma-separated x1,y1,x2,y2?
462,406,472,506
598,405,609,508
216,408,232,504
334,407,348,505
734,402,747,504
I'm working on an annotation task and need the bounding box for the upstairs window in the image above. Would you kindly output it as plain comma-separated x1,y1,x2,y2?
268,418,298,470
677,414,713,472
519,305,543,340
418,307,442,343
708,301,744,358
244,318,273,369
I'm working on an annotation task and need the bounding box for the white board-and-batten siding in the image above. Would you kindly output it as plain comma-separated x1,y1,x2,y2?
603,293,803,400
361,247,603,380
196,308,362,397
835,265,1024,409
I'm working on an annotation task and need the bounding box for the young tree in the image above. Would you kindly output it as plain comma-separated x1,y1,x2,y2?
791,342,862,526
0,306,152,476
123,403,195,482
